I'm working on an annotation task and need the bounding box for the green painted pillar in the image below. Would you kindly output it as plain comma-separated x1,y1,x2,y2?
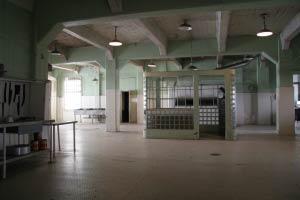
276,49,295,136
106,59,120,132
137,67,144,124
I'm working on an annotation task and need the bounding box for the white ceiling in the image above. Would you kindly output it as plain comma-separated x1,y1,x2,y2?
229,6,300,36
56,5,300,48
89,20,151,44
152,12,217,40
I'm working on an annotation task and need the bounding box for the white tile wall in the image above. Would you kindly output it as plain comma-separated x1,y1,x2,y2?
236,92,276,126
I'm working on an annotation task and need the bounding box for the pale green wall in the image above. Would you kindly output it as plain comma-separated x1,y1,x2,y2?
235,58,276,93
0,1,33,79
51,64,143,97
51,66,103,97
120,63,142,91
291,35,300,66
145,61,180,72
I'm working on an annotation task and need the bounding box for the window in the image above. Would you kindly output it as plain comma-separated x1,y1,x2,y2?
64,78,81,110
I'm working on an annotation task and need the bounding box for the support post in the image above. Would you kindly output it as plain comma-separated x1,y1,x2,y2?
2,128,6,179
276,49,295,136
73,123,76,152
225,70,237,140
193,75,199,138
156,79,161,108
106,59,120,132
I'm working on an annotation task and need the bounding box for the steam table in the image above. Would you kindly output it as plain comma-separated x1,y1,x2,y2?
0,120,45,179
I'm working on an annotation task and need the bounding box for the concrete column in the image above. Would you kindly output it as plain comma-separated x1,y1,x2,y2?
156,79,161,108
276,50,295,136
35,45,49,80
225,70,237,140
137,68,144,124
106,59,120,132
193,75,199,137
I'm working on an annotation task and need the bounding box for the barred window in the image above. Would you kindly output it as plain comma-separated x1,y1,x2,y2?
64,77,81,110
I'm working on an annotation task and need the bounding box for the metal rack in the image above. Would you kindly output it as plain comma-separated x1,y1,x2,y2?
145,76,194,130
0,120,47,179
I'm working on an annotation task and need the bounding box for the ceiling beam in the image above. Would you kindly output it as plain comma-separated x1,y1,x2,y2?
107,0,123,13
216,11,231,53
172,59,183,70
63,26,113,60
129,60,145,68
132,19,167,56
216,55,223,68
52,64,80,73
280,12,300,50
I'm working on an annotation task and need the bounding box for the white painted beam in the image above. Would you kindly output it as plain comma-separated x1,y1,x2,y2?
132,19,167,56
52,64,80,73
107,0,122,13
63,26,113,60
280,12,300,50
216,11,231,53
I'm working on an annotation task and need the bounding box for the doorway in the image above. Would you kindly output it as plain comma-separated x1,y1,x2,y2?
198,76,225,138
293,74,300,135
121,91,138,123
121,91,129,123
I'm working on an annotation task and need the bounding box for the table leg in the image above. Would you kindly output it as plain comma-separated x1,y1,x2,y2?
73,123,76,152
2,128,6,179
53,125,56,159
49,125,53,162
80,115,82,123
57,125,61,151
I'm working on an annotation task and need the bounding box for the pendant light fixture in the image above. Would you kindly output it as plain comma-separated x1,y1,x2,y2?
178,19,192,31
148,60,157,68
256,13,273,37
109,26,123,46
51,41,62,56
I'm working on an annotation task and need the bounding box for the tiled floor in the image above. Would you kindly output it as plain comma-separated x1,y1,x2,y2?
1,123,300,200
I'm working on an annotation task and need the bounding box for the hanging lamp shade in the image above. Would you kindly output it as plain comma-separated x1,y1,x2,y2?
189,65,198,71
178,19,192,31
178,19,193,31
51,41,62,56
109,26,123,46
148,60,157,68
257,13,273,37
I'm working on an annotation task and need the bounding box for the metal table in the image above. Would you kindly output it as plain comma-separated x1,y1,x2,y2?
43,121,77,160
74,108,105,123
0,120,46,179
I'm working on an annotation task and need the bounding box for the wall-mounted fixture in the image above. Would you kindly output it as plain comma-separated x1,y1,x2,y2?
109,26,123,46
148,60,157,68
257,13,273,37
51,41,62,55
178,19,192,31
